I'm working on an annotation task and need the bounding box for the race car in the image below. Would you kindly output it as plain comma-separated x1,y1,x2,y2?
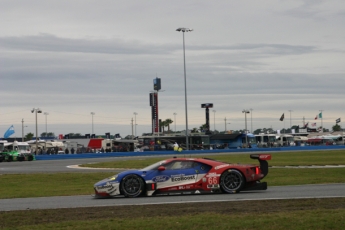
94,154,271,198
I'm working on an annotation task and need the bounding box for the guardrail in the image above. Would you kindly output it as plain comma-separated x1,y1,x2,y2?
34,145,345,160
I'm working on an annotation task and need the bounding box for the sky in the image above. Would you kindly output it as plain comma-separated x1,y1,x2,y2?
1,0,345,138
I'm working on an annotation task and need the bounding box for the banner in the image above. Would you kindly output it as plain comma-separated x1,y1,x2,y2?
336,118,341,123
319,112,322,119
303,122,309,128
279,113,284,121
4,125,15,138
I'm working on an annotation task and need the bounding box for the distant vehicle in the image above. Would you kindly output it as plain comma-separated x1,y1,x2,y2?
210,133,257,149
255,134,278,147
137,133,257,151
0,141,35,162
293,136,308,146
275,134,295,146
94,154,271,198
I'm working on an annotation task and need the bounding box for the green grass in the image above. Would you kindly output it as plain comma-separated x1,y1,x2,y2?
1,206,344,230
1,168,344,199
1,151,345,198
80,150,345,169
1,150,345,229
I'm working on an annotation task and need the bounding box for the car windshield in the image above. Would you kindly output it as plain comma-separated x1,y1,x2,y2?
141,160,167,171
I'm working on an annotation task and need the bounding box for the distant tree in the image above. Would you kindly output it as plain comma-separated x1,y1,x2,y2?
164,119,173,132
25,133,34,141
191,128,199,133
199,124,208,132
253,129,262,135
41,132,55,137
47,132,55,137
332,124,342,132
159,120,167,133
66,133,82,137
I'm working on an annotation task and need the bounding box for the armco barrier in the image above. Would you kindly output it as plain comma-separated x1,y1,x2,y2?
35,145,345,160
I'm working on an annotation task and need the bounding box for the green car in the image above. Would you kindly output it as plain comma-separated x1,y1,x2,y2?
0,141,35,162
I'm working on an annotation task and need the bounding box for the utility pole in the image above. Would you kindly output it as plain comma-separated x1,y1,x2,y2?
288,110,293,130
250,108,253,133
22,119,24,142
131,118,134,139
319,110,324,132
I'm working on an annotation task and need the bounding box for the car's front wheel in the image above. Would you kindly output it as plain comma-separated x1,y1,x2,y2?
121,174,145,198
220,169,244,193
7,156,13,162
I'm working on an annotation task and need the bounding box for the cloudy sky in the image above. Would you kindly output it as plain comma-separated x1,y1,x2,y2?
1,0,344,138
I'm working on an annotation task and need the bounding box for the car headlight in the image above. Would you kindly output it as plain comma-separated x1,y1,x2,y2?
108,175,118,181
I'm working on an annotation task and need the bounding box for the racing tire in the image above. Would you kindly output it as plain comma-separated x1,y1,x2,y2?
220,169,245,194
7,156,13,162
18,156,24,162
28,155,34,161
120,174,145,198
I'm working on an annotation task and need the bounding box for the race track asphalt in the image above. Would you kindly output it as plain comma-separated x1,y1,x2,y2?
1,156,345,211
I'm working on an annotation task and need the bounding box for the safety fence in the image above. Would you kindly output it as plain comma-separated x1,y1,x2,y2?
35,145,345,160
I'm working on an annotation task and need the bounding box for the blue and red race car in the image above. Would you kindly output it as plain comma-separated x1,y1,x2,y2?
94,154,271,198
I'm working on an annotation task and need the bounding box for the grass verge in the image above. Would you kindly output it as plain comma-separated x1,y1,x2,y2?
0,198,344,229
1,150,345,199
79,150,345,169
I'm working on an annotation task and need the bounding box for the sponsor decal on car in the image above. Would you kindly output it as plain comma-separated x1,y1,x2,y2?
183,192,192,194
206,173,221,177
96,182,118,193
152,175,170,183
259,154,271,160
97,183,114,190
215,164,230,170
207,184,220,189
171,174,196,182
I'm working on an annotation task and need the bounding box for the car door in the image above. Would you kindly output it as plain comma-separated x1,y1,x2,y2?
152,160,198,189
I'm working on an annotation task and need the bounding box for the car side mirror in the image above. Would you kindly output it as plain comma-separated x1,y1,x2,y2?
158,166,166,171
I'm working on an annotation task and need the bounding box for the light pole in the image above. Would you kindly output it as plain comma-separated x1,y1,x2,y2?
176,27,193,150
21,119,28,142
91,112,95,135
288,110,293,131
44,112,49,135
250,108,253,133
319,109,324,133
242,109,250,147
173,112,177,132
133,112,138,137
31,108,42,154
212,110,216,131
225,117,230,132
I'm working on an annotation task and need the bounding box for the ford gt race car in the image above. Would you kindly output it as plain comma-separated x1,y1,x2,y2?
94,154,271,198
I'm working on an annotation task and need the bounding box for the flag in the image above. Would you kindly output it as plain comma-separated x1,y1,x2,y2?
311,123,316,127
4,125,15,138
303,122,309,128
336,118,341,123
279,113,284,121
319,112,322,119
314,115,318,120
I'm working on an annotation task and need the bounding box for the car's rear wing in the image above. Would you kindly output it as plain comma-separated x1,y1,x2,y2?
250,154,271,178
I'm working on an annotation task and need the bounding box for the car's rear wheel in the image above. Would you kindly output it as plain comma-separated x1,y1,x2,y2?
121,174,144,198
220,169,244,193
